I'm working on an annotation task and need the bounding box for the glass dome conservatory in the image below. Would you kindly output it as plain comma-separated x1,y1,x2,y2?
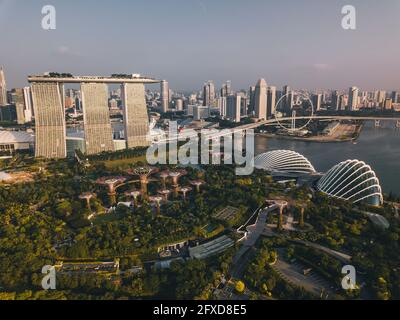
254,150,316,174
317,159,383,206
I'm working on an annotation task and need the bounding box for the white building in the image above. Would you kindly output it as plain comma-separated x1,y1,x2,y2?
254,78,267,120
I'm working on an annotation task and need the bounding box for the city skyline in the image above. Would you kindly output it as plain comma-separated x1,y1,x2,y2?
1,0,400,91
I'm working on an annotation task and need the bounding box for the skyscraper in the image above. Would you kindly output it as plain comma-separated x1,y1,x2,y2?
221,81,232,97
248,86,256,116
12,88,28,124
175,98,183,111
267,86,276,118
254,79,267,120
383,98,393,110
23,87,33,121
31,82,67,158
348,86,359,111
160,80,169,113
227,94,241,123
283,85,292,111
29,74,158,159
391,91,398,103
312,94,322,112
0,67,7,106
377,90,386,106
121,83,151,149
331,90,340,111
81,83,115,155
218,96,227,118
203,81,215,107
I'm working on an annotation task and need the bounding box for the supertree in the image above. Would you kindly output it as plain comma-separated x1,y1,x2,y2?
169,169,187,197
130,167,159,197
125,190,141,208
148,196,163,215
79,192,95,211
274,200,288,230
159,171,170,189
158,189,171,202
96,176,127,205
179,186,192,200
190,180,205,193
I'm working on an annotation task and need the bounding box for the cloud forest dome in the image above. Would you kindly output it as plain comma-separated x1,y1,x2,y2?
254,150,316,174
317,160,383,206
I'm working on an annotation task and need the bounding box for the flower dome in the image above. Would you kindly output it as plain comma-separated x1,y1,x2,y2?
317,160,383,206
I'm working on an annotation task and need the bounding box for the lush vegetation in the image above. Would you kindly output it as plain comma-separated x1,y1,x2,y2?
0,151,399,300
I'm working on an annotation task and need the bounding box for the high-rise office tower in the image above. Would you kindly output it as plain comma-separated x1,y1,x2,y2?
377,90,386,106
12,88,28,124
227,94,241,123
248,86,256,116
254,79,267,120
267,86,276,118
23,87,33,121
383,98,393,110
188,94,197,105
160,80,169,113
240,95,248,116
203,81,215,107
221,81,232,97
218,96,227,118
348,87,359,111
75,97,82,111
283,85,292,111
391,91,398,104
331,90,340,111
312,94,322,112
175,98,183,111
0,67,7,106
288,91,294,110
338,95,346,111
121,83,150,149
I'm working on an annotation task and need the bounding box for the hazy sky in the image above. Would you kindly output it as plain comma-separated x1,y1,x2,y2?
1,0,400,92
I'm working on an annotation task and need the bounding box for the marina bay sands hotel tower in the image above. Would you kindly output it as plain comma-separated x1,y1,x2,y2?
28,74,160,158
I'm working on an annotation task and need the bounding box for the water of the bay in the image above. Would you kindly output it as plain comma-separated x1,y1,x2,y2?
255,121,400,194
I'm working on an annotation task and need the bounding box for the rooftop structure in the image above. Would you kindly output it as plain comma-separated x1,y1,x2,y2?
0,130,34,153
27,74,159,84
189,235,234,259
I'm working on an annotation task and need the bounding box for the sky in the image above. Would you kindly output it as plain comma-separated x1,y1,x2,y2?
1,0,400,92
